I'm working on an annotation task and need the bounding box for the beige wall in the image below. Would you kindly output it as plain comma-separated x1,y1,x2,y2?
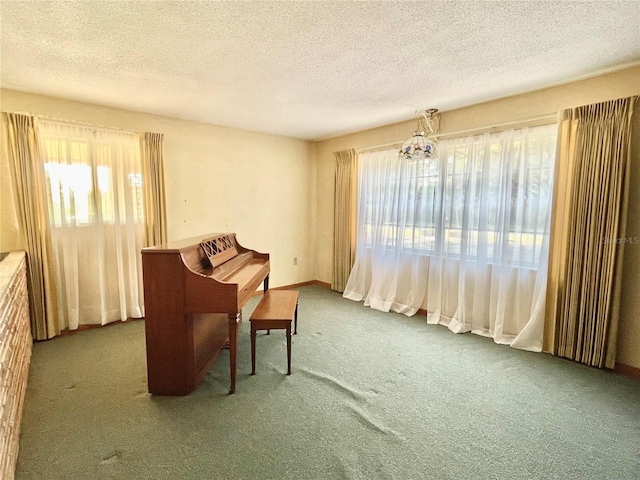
314,65,640,368
0,89,315,288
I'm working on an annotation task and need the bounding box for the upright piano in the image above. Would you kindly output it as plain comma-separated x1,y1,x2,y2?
141,233,269,395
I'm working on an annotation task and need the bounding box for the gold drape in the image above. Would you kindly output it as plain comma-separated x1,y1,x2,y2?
140,132,168,246
332,148,358,292
544,97,636,368
2,113,59,339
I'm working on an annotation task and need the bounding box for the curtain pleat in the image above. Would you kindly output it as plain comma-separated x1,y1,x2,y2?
2,113,59,339
333,148,357,292
545,97,635,368
141,132,168,246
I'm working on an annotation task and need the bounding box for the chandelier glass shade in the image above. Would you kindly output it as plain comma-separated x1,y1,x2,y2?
399,109,439,161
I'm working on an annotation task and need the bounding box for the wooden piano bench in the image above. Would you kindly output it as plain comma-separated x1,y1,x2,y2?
250,290,299,376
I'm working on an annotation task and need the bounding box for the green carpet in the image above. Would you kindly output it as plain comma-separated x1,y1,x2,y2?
16,286,640,479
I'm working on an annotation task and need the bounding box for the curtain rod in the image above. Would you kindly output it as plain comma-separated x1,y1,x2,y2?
35,114,140,135
358,112,558,153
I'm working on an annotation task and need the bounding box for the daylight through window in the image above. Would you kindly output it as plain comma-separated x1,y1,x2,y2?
357,123,557,267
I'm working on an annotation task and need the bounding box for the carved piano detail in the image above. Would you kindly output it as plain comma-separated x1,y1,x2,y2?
141,233,269,395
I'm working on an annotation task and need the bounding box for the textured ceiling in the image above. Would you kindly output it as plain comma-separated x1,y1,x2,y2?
1,1,639,140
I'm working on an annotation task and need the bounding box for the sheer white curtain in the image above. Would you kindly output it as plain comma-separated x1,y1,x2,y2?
343,148,434,314
427,126,557,351
37,120,145,329
344,124,557,351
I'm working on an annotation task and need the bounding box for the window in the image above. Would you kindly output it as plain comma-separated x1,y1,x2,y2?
41,130,144,227
358,123,557,267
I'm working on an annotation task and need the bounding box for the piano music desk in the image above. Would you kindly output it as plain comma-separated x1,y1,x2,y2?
250,290,299,376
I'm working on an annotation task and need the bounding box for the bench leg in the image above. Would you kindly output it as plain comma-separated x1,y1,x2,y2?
286,325,292,375
263,281,269,335
250,327,257,375
294,301,298,335
228,313,240,394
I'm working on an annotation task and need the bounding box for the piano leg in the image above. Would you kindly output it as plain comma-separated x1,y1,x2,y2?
228,313,241,394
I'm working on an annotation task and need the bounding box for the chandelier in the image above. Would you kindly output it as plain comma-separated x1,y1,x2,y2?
399,108,439,160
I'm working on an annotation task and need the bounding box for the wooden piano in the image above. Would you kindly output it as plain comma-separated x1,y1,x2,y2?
141,233,269,395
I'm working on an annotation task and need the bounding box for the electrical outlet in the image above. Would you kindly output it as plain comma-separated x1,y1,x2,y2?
293,257,298,265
